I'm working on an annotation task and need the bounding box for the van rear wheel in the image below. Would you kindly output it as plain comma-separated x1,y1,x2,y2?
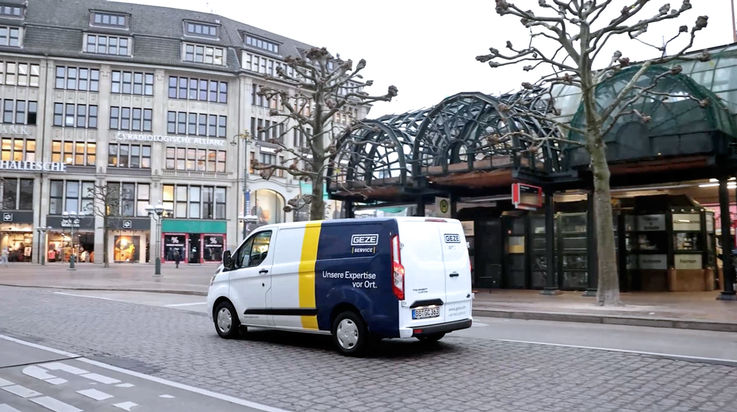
214,301,242,339
332,311,370,356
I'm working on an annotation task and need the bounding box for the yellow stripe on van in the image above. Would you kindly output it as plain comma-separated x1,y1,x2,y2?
298,221,322,329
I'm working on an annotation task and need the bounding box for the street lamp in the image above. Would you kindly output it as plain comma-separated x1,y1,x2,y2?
230,133,251,244
35,225,52,265
146,204,172,276
61,211,79,270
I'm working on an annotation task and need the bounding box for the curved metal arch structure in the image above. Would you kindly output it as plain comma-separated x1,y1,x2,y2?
328,90,564,200
412,91,562,180
328,109,430,200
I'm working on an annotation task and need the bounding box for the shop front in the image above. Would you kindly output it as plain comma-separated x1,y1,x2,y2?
0,211,34,262
161,220,226,264
109,217,150,263
46,215,95,263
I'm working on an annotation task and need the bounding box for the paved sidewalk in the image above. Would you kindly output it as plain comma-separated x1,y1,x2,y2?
1,263,736,332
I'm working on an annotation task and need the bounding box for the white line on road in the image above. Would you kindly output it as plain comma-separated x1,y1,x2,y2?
30,396,81,412
2,384,41,398
492,337,737,365
164,302,207,307
0,334,291,412
53,291,128,303
77,388,114,401
0,404,21,412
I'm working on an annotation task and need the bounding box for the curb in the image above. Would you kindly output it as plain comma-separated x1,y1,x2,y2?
0,283,207,296
472,308,737,333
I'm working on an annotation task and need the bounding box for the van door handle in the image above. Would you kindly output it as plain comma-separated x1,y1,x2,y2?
449,272,459,278
259,269,268,274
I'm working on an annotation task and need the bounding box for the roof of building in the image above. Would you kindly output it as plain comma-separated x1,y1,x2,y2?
4,0,316,73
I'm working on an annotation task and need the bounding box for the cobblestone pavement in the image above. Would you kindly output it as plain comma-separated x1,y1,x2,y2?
1,286,736,412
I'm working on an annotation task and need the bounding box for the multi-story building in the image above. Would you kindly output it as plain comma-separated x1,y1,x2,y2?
0,0,368,265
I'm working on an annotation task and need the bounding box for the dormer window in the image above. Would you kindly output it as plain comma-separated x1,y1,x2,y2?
91,11,128,29
182,42,224,65
0,26,21,47
244,35,279,54
185,21,218,38
0,5,23,18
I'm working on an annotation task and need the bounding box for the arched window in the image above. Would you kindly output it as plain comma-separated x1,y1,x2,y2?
251,189,284,225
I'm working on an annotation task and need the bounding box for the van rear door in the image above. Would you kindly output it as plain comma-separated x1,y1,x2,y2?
437,220,473,322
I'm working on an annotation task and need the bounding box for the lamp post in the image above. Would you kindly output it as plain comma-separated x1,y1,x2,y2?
231,133,251,243
146,204,171,276
62,211,79,270
35,225,52,265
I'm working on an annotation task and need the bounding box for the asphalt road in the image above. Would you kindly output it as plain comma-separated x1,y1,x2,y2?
1,286,736,412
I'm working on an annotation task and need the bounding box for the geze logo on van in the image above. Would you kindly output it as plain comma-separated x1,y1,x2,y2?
350,233,378,254
444,233,461,243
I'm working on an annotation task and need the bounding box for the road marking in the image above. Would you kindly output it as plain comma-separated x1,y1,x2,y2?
160,394,175,399
0,404,21,412
492,338,737,366
0,334,291,412
53,291,127,303
41,362,87,375
113,401,138,411
164,301,207,307
2,384,41,398
116,383,134,388
0,378,12,387
30,396,82,412
22,365,55,380
46,378,67,385
81,372,120,385
77,388,114,401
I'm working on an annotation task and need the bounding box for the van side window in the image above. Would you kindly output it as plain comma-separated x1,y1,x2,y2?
233,231,272,268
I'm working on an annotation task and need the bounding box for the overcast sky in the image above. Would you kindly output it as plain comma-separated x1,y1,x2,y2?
121,0,733,117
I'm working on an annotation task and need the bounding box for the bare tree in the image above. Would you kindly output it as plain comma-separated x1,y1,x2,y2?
256,47,397,220
477,0,708,305
86,183,120,268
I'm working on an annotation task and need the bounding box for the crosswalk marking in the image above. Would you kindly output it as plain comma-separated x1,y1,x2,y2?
77,388,114,401
2,384,41,398
22,365,56,380
40,362,87,375
30,396,82,412
113,401,138,411
0,378,12,387
81,372,120,384
0,404,21,412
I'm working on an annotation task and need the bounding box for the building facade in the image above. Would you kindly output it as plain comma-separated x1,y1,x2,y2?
0,0,366,265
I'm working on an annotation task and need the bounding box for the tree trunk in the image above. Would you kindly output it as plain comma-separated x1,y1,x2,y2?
589,131,621,306
103,216,109,268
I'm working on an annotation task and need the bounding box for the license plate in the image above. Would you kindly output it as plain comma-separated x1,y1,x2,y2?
412,306,440,320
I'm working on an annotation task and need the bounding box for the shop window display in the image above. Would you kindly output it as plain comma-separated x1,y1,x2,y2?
114,235,139,262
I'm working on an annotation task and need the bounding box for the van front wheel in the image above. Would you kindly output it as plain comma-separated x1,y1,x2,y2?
214,301,241,339
332,311,370,356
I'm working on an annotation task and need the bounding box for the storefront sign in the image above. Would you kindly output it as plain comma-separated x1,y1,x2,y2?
637,214,665,231
674,254,702,270
122,220,132,229
61,218,80,228
109,217,149,230
47,216,94,230
115,132,225,148
638,254,667,270
672,213,701,231
2,213,11,222
0,161,66,172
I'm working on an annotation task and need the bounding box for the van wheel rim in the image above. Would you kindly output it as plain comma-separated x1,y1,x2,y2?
217,307,232,333
336,319,359,349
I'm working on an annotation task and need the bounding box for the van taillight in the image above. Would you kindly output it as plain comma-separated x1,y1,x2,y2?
391,234,405,300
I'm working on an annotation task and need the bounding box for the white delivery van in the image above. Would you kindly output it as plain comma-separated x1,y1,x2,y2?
207,217,473,355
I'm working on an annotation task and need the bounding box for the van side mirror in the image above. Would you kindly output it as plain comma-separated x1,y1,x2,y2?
222,250,234,271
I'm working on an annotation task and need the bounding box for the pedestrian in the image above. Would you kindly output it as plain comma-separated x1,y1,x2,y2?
0,247,8,267
173,248,181,269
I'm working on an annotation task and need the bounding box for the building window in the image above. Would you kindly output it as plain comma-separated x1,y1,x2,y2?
1,137,34,162
52,103,97,128
105,182,147,217
111,70,153,95
0,26,21,47
244,35,279,54
55,66,99,91
243,52,294,77
91,12,127,28
166,111,226,137
162,184,226,220
51,140,96,166
184,21,217,37
0,6,23,18
182,42,224,65
168,76,227,103
48,180,95,215
0,177,32,210
84,34,131,56
107,143,151,169
164,147,226,172
0,99,37,125
109,107,152,131
0,62,39,87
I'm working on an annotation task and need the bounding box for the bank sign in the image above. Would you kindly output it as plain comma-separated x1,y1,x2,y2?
0,161,67,172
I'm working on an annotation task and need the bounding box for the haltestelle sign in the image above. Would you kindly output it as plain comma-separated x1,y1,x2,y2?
115,132,226,147
0,160,66,172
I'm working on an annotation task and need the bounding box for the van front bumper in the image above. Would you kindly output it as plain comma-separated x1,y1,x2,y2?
410,319,472,337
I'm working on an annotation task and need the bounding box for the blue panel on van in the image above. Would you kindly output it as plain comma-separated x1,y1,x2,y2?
314,219,400,338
